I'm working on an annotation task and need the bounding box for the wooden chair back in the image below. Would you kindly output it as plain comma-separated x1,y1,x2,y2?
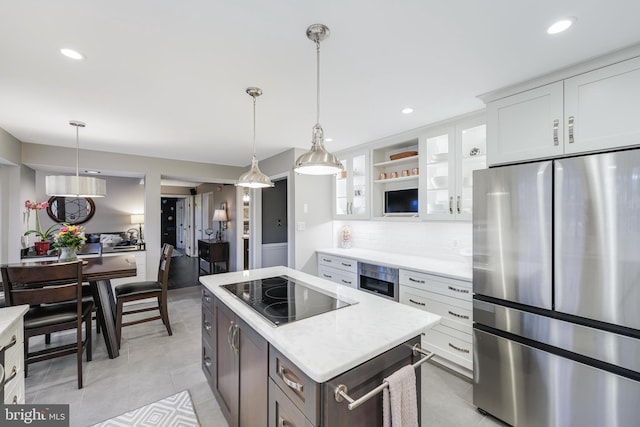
157,244,174,290
1,262,83,307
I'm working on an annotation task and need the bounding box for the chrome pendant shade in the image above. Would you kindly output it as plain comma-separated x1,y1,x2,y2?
46,121,107,197
294,24,343,176
237,87,274,188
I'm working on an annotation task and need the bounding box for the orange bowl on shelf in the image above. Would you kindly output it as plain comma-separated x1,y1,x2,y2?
389,151,418,161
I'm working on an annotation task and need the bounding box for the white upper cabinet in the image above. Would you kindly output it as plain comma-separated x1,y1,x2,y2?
420,116,486,221
564,56,640,155
487,56,640,166
487,82,563,165
334,150,369,219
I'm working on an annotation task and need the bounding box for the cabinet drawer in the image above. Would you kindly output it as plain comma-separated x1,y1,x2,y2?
317,254,357,274
268,379,315,427
201,339,215,382
202,287,213,311
4,375,24,405
400,269,471,301
269,347,319,425
422,325,472,370
400,287,472,334
317,266,357,289
202,306,214,343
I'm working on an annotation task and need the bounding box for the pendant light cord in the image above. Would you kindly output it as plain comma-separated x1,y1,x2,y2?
252,95,257,157
75,125,80,179
316,39,321,125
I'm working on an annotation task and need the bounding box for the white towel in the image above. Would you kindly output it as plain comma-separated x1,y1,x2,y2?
382,364,419,427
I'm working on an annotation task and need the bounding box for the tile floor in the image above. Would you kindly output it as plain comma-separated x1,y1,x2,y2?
25,286,507,427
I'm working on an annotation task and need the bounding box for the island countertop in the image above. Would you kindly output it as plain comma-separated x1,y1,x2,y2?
199,266,441,383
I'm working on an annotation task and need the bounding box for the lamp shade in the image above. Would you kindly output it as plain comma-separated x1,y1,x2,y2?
46,175,107,197
212,209,228,222
131,214,144,224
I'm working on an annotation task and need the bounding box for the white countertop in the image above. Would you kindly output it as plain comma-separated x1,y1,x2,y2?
199,266,441,383
317,248,472,281
0,305,29,331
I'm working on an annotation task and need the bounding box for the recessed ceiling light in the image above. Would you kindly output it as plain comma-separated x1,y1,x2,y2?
60,48,85,60
325,138,333,142
547,17,576,35
84,170,101,174
401,108,414,114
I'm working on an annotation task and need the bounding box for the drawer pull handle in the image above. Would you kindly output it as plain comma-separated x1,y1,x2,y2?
568,116,575,144
408,277,425,284
449,343,470,354
278,364,304,392
448,286,469,294
341,279,352,285
203,356,212,368
448,310,469,320
341,262,352,267
0,335,17,353
322,258,332,263
203,321,212,331
409,298,426,307
323,273,332,278
278,416,295,427
227,322,235,352
4,366,17,386
203,293,211,302
12,395,17,405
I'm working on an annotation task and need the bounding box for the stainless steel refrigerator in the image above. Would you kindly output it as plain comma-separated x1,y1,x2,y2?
472,150,640,427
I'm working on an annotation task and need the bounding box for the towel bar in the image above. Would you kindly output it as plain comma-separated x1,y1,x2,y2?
334,344,434,411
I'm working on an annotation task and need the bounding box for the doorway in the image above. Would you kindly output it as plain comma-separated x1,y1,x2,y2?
260,178,288,267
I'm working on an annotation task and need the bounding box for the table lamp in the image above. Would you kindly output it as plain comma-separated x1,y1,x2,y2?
212,209,228,241
130,214,144,244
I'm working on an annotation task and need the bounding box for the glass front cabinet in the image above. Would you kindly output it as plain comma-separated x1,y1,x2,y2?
419,116,486,221
334,150,369,219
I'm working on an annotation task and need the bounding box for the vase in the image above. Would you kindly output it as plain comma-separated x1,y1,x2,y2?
34,241,50,255
58,246,79,263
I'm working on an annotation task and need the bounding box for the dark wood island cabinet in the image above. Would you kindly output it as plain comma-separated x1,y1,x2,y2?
201,283,429,427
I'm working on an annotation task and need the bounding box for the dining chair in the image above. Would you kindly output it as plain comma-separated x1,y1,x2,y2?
114,244,174,349
0,261,93,389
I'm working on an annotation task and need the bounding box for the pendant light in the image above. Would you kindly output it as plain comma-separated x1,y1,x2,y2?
46,121,107,197
237,87,274,188
294,24,344,175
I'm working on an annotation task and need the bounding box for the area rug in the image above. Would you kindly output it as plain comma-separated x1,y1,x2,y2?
91,390,200,427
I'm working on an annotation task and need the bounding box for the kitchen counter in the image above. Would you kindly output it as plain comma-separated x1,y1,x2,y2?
199,266,441,382
317,247,472,281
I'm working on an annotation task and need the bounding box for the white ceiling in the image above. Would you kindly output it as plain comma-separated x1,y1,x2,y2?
1,1,640,169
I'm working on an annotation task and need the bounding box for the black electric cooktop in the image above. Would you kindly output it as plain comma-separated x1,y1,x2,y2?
221,275,355,326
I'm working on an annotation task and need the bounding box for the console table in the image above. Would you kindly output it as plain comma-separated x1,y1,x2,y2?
198,240,229,275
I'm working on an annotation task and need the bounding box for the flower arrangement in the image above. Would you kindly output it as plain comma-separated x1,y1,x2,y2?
54,224,87,249
24,200,59,242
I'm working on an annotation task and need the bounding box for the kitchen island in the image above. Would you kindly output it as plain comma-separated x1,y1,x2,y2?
199,266,441,427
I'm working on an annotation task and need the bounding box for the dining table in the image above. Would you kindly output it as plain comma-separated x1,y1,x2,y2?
16,254,137,359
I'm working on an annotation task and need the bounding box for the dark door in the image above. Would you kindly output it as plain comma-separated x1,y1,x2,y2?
161,198,177,247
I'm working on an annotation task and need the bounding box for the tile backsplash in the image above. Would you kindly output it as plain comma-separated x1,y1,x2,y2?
333,220,472,263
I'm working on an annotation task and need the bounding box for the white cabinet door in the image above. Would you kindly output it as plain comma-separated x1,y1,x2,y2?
420,116,486,221
564,56,640,155
334,151,369,219
486,81,564,165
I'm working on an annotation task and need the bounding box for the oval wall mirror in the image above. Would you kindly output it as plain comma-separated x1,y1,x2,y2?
46,196,96,225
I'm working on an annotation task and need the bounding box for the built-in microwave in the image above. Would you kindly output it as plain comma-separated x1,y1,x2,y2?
357,262,399,301
384,188,418,216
